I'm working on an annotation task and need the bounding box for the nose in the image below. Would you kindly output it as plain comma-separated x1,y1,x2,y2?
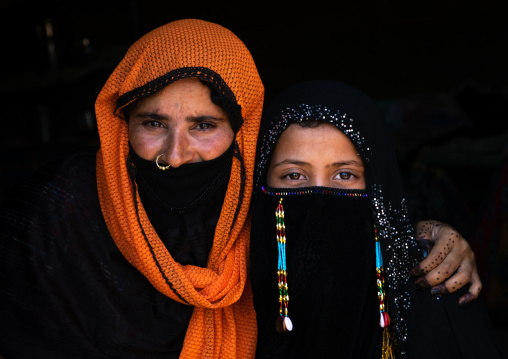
162,129,195,168
309,172,330,187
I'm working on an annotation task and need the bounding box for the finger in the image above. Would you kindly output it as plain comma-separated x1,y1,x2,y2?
415,220,436,240
425,227,474,286
411,231,454,278
428,263,473,297
410,220,438,277
459,267,482,307
417,253,461,288
413,254,459,290
412,222,465,278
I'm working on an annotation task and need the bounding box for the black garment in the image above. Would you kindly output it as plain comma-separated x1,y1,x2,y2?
251,188,382,358
129,144,232,267
250,80,503,358
0,151,229,358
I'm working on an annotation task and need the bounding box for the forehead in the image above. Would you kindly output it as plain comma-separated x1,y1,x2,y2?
273,122,360,159
255,104,371,189
132,78,212,108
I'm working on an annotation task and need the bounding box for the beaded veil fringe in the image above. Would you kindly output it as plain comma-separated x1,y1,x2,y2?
270,190,395,358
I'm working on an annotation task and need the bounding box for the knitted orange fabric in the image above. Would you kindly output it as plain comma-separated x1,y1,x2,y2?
95,19,264,359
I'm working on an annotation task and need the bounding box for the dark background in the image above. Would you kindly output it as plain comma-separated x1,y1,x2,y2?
1,0,507,351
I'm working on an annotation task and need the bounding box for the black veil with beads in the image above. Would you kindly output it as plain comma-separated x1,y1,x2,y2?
250,80,503,358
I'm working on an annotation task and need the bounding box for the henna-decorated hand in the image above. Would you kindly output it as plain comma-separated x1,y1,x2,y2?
410,220,481,306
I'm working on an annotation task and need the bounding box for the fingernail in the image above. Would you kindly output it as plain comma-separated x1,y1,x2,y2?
458,293,475,307
417,240,433,259
414,277,431,290
410,266,425,277
430,284,449,296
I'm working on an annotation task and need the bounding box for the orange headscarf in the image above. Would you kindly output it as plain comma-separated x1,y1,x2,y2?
95,19,264,359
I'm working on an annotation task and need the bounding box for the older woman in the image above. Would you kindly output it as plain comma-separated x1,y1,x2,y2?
0,19,263,359
0,19,481,359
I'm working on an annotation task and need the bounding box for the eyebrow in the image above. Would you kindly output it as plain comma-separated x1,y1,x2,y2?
134,112,227,122
134,112,168,121
271,159,309,168
330,160,364,167
271,159,364,168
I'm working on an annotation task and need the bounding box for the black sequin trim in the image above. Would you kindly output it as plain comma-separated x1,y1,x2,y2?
261,185,368,197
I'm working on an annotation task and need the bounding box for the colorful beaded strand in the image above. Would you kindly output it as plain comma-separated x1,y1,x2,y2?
375,225,395,359
375,225,390,328
275,198,293,332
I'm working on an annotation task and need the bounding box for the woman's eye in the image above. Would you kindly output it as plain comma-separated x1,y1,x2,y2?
286,173,302,180
338,171,353,180
196,123,215,130
144,120,163,128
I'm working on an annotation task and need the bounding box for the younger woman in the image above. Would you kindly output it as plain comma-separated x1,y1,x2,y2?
250,80,502,358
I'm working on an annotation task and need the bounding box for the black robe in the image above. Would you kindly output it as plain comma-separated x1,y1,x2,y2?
0,149,230,358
